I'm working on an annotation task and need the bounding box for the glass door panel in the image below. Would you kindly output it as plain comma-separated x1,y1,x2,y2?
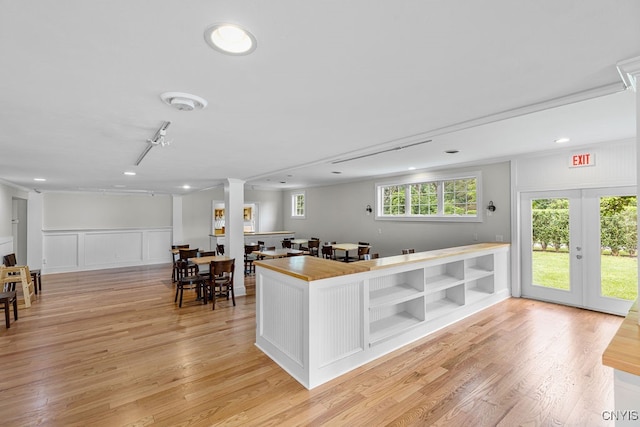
583,188,637,314
600,195,637,300
531,198,571,291
521,191,582,307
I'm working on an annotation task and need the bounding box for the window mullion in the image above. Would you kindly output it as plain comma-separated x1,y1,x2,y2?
437,181,444,215
405,185,411,216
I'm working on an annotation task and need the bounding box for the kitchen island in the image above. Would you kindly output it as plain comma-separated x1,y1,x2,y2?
254,242,510,389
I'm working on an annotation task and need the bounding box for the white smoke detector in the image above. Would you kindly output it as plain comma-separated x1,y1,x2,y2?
160,92,208,111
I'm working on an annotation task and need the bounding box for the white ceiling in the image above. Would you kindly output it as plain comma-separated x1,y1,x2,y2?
0,1,638,194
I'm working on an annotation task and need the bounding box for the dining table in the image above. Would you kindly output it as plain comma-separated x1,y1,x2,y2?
190,255,231,266
331,243,361,262
290,239,308,249
253,248,304,259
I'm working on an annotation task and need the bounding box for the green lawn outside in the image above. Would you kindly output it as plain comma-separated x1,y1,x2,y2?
532,250,638,301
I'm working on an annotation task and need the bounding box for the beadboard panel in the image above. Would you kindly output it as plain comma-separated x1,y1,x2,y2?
259,275,305,366
314,281,364,367
43,228,172,274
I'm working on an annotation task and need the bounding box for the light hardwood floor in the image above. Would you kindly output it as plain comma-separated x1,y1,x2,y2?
0,264,623,426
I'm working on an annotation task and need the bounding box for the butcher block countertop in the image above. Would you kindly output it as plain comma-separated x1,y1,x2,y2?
603,300,640,376
254,242,510,282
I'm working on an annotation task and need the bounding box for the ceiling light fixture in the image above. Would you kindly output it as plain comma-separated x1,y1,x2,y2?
555,137,571,144
135,121,171,166
124,171,136,176
33,178,46,182
160,92,207,111
204,23,257,55
445,149,459,154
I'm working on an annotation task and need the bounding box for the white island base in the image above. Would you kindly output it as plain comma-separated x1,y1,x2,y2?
255,243,510,389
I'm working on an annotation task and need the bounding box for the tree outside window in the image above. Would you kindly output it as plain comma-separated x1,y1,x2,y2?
292,192,305,218
376,173,481,222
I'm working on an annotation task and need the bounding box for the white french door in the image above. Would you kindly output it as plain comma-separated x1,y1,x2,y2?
521,187,637,315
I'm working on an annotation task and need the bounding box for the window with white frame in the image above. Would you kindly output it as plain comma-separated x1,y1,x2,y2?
291,191,306,218
376,172,481,222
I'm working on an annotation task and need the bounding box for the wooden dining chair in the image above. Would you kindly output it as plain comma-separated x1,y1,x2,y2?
3,253,42,294
321,245,335,260
204,258,235,310
171,244,189,282
357,245,371,261
402,248,416,254
175,260,205,307
307,239,320,257
0,290,17,328
216,244,224,256
244,244,260,275
281,240,292,249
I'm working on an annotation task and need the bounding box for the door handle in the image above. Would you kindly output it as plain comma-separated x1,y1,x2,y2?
576,255,583,259
576,246,582,251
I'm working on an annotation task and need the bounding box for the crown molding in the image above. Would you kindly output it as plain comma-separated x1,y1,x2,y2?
617,55,640,91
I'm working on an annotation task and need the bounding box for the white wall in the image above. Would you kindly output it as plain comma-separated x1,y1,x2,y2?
39,192,173,273
513,138,636,191
283,162,511,257
43,192,171,229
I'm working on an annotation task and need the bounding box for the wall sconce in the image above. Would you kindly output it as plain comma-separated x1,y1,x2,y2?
365,204,373,215
487,201,496,212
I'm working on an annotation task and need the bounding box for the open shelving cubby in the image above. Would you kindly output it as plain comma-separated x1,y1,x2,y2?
369,269,425,345
369,296,425,345
425,260,464,293
464,254,494,280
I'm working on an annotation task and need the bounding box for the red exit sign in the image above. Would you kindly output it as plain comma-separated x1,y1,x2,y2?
569,152,595,168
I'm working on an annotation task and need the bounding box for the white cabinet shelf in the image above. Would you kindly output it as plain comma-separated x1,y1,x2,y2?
465,267,493,281
425,274,464,292
425,298,464,320
370,283,422,307
370,311,424,345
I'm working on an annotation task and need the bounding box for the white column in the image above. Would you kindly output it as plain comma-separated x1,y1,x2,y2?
225,178,246,296
172,195,183,245
618,56,640,326
27,191,43,270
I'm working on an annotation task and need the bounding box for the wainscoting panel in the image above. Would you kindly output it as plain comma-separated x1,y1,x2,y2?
147,230,173,261
43,228,172,274
85,231,144,266
43,234,79,270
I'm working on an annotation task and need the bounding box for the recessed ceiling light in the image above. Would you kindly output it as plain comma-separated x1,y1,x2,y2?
204,24,257,55
183,185,191,190
408,167,416,170
160,92,207,111
124,171,136,176
331,171,342,174
555,137,571,144
445,150,459,154
33,178,46,182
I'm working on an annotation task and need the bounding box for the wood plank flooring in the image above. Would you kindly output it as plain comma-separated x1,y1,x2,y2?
0,264,623,426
